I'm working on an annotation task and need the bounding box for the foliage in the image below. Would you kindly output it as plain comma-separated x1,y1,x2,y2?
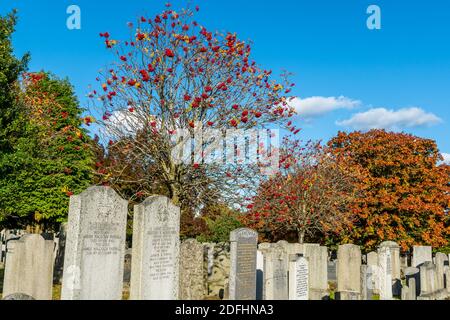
0,72,95,230
88,3,295,215
327,130,450,251
0,10,30,153
195,204,243,243
242,137,359,243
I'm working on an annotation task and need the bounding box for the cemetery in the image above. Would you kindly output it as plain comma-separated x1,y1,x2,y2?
0,186,449,301
0,1,449,306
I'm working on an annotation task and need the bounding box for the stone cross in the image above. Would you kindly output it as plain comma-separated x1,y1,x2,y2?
61,187,128,300
229,228,258,300
130,196,180,300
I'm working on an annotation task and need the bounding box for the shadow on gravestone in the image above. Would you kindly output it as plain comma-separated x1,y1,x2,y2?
2,293,35,300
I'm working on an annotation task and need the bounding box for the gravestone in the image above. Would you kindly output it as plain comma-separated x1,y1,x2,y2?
303,245,328,300
366,251,379,294
379,241,401,296
261,243,288,300
179,239,204,300
412,246,432,268
378,245,393,300
405,267,420,297
336,244,361,300
289,255,309,300
435,252,448,290
229,228,258,300
61,187,128,300
418,262,438,298
130,196,180,300
3,234,54,300
360,265,374,300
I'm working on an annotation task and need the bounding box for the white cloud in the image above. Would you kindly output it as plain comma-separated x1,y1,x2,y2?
336,107,442,130
290,96,361,119
442,153,450,165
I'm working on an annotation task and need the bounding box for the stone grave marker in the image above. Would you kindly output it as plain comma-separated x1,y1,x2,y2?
179,239,204,300
412,246,432,268
130,196,180,300
229,228,258,300
336,244,361,300
289,255,309,300
3,234,54,300
61,186,128,300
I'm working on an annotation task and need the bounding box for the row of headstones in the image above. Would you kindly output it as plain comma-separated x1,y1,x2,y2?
1,186,450,300
335,243,450,300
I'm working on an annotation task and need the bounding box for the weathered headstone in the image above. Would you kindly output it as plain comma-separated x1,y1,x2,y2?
435,252,448,290
336,244,361,300
360,265,373,300
61,187,128,300
289,255,309,300
3,234,54,300
378,245,393,300
130,196,180,300
366,251,379,294
405,267,420,297
261,243,288,300
229,228,258,300
412,246,432,268
179,239,204,300
379,241,401,296
401,277,417,300
304,245,328,300
418,262,438,299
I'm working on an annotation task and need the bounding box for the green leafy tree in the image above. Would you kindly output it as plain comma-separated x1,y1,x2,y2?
0,10,30,152
0,72,95,231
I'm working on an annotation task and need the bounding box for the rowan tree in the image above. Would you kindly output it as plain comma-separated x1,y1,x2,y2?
89,3,295,214
328,130,450,251
242,138,359,244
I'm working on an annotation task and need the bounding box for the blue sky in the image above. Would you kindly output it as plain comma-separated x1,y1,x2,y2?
2,0,450,162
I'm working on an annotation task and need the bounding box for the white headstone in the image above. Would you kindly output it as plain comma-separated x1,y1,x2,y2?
378,246,393,300
3,234,54,300
289,255,309,300
61,187,128,300
412,246,432,268
130,196,180,300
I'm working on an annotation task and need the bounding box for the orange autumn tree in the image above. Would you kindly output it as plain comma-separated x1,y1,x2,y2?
243,138,360,244
328,129,450,251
